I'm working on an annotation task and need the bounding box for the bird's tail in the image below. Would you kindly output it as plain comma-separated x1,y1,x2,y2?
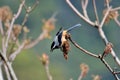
67,24,81,32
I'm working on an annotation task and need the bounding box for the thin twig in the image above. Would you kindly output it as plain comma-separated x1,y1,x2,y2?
4,64,11,80
98,28,108,44
6,62,17,80
5,0,25,54
111,7,120,11
81,0,89,19
114,18,120,27
22,0,39,26
78,72,84,80
98,6,120,65
21,13,28,26
0,51,17,80
24,11,56,49
9,41,25,62
24,30,47,49
0,63,3,80
8,1,39,53
67,0,120,67
114,71,120,74
45,64,52,80
78,63,89,80
69,37,120,79
2,37,5,56
92,0,100,24
40,53,52,80
66,0,96,27
99,55,119,80
0,19,4,36
69,36,99,58
66,0,120,79
105,0,110,8
111,49,120,66
29,0,39,12
98,27,120,66
1,1,25,80
99,6,112,28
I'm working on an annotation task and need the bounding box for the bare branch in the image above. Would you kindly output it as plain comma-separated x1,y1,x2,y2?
114,71,120,74
0,1,25,79
114,18,120,27
98,27,120,66
92,0,100,24
5,0,25,54
105,0,110,8
81,0,89,19
24,30,47,49
24,12,56,49
68,35,120,79
0,64,4,80
78,74,83,80
45,64,52,80
111,7,120,11
99,55,119,80
0,51,17,80
66,0,96,27
98,27,108,44
66,0,120,69
9,41,25,62
39,53,52,80
22,0,39,26
78,63,89,80
29,0,39,12
69,36,99,58
0,20,4,36
6,62,17,80
101,42,113,59
4,64,12,80
111,49,120,66
99,6,112,28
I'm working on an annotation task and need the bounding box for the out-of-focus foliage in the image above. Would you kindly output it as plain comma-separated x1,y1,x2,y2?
0,0,120,80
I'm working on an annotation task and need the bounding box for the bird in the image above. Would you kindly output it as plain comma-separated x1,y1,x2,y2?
50,24,81,52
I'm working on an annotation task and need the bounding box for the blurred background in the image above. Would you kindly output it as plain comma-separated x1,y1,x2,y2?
0,0,120,80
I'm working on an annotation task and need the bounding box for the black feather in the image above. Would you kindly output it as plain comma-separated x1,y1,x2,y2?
58,32,62,46
56,27,63,35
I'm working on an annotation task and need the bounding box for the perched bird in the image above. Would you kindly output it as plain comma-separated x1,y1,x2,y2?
50,24,81,52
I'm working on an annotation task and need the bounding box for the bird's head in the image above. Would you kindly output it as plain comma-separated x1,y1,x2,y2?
50,41,60,52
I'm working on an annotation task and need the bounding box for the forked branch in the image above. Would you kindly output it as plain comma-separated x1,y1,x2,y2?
69,36,119,80
66,0,120,66
66,0,120,79
66,0,96,27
